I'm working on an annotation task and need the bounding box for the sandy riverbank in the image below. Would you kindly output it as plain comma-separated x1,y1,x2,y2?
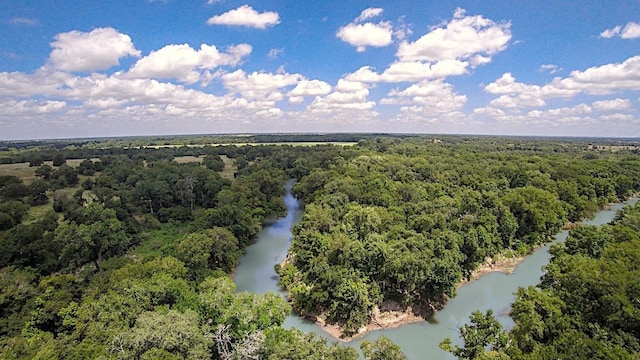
311,252,525,341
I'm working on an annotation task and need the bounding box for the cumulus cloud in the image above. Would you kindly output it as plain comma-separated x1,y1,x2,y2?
599,22,640,39
337,8,393,52
48,27,140,72
207,5,280,29
474,97,635,130
396,8,511,62
309,79,375,111
381,79,467,115
559,55,640,94
287,80,332,103
374,8,510,83
344,66,381,83
0,100,67,116
381,59,469,82
221,69,302,106
484,56,640,106
356,8,384,22
0,70,71,97
592,98,632,111
127,43,251,84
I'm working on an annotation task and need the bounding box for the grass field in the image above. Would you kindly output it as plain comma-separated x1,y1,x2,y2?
173,156,202,164
0,159,99,184
219,155,236,181
0,162,37,183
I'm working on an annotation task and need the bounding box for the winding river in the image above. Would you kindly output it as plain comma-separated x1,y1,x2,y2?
233,180,637,359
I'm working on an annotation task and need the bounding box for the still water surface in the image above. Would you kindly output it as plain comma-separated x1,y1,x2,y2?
234,180,637,359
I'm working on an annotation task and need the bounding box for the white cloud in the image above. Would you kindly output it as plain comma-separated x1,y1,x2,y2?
474,98,635,129
599,26,621,39
396,8,511,62
599,22,640,39
255,108,283,117
557,55,640,95
221,69,302,105
309,79,375,111
48,28,140,72
344,66,381,83
127,43,251,84
207,5,280,29
337,8,393,52
485,72,576,98
287,79,331,103
539,64,560,74
207,0,222,4
268,48,284,59
599,113,634,122
0,70,71,97
356,8,384,22
381,79,467,115
370,9,509,84
488,94,545,108
381,59,468,82
592,98,632,111
622,22,640,39
0,100,67,116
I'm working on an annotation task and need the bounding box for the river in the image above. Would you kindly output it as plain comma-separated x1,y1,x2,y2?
233,180,637,359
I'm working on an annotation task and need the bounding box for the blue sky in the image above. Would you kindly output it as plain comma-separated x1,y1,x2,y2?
1,0,639,140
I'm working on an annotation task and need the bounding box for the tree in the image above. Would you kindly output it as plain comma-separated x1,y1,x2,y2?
27,179,49,205
52,152,66,167
77,159,95,176
35,164,53,180
55,203,129,271
440,310,510,359
203,154,225,171
117,309,212,359
177,227,241,276
360,337,407,360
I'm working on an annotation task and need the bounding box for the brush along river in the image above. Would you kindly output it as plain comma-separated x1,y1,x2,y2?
233,180,637,359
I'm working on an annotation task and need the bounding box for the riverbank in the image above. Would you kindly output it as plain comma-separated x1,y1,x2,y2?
310,252,524,342
312,299,445,342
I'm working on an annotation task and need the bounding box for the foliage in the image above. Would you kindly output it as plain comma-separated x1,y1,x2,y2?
2,135,639,358
444,202,640,359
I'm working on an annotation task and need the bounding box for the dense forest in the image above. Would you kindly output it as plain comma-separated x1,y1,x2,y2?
441,201,640,359
0,139,402,359
278,137,640,335
1,134,639,359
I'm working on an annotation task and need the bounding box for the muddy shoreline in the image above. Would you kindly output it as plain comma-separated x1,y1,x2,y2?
309,252,524,342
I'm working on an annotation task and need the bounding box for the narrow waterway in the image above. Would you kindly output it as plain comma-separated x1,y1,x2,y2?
233,181,637,359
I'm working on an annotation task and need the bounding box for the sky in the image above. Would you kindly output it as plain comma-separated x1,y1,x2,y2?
1,1,639,140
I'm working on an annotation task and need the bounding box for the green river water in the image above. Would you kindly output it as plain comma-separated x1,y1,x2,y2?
233,180,637,359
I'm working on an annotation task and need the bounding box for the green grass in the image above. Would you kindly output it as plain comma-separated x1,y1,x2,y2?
131,223,188,261
0,162,36,183
173,156,203,164
219,155,236,181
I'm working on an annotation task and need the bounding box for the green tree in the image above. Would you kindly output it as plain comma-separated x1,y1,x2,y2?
34,164,53,180
440,310,510,359
203,154,225,171
55,203,129,271
117,309,212,359
51,152,66,167
361,336,407,360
